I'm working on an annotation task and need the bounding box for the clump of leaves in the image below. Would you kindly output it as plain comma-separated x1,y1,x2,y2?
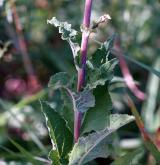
41,1,160,165
41,17,134,165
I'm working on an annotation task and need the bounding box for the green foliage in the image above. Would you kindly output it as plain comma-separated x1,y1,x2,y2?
81,85,112,134
143,138,160,163
48,72,74,133
61,90,74,132
127,97,160,163
0,1,159,164
47,17,80,70
73,90,95,113
48,72,95,113
47,17,78,41
69,114,134,165
9,138,39,165
111,147,145,165
48,72,72,90
90,36,115,68
41,101,73,165
142,56,160,132
86,49,118,90
43,16,136,165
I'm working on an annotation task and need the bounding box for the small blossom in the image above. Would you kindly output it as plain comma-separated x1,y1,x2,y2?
92,14,111,29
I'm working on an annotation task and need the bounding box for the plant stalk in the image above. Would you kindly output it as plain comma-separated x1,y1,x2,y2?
74,0,93,143
11,1,34,77
113,38,145,100
126,95,160,163
10,1,41,93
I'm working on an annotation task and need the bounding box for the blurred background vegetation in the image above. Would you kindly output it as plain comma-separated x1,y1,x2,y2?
0,0,160,164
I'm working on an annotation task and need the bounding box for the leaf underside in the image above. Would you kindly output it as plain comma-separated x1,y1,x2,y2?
69,114,135,165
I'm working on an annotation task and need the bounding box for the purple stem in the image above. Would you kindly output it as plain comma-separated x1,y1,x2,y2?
119,55,146,100
74,0,93,143
74,111,83,142
112,42,145,100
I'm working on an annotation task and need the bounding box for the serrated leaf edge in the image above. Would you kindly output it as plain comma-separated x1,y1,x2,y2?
47,17,80,70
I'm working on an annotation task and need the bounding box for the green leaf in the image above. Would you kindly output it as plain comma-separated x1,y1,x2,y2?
81,86,112,134
48,72,71,90
91,46,108,68
73,90,95,113
41,101,73,165
85,35,117,90
48,72,77,92
43,90,74,133
142,56,160,132
109,114,135,129
112,147,144,165
48,72,95,131
69,114,135,165
61,90,74,133
86,57,118,90
47,17,80,70
47,17,77,40
61,89,95,133
104,34,116,52
49,150,61,165
143,140,160,164
49,72,95,113
91,35,115,68
9,138,39,165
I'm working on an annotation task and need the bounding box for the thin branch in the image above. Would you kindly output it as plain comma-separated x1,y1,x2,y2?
113,38,146,100
126,95,160,162
11,1,34,76
10,0,41,93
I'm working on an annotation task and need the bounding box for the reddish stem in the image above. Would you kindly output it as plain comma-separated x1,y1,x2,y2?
113,39,146,100
74,0,93,143
11,2,34,76
11,1,41,93
119,55,145,100
126,96,148,139
74,111,83,142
